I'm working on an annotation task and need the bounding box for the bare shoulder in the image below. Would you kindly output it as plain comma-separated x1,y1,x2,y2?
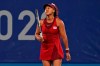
56,17,64,27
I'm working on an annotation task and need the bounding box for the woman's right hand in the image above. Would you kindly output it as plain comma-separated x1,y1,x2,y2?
37,36,44,43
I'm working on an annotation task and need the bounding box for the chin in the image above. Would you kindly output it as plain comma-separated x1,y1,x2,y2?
46,14,50,16
46,13,53,16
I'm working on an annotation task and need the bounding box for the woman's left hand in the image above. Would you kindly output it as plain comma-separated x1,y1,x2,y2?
66,52,71,61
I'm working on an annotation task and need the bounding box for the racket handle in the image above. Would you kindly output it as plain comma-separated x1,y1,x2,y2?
40,32,43,38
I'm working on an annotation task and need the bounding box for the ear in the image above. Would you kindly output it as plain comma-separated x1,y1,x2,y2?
53,9,55,13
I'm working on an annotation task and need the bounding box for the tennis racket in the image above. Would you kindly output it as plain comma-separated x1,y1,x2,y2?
35,9,43,38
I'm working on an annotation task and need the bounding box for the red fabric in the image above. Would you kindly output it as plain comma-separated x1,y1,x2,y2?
40,17,64,60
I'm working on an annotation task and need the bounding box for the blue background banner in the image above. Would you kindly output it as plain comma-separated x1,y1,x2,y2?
0,0,100,64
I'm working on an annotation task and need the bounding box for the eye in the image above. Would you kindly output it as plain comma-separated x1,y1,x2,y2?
47,7,50,9
45,7,49,10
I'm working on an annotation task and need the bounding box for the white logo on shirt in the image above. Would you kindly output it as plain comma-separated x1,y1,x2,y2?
53,26,57,29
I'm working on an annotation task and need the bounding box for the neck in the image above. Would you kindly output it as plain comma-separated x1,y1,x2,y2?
46,14,54,21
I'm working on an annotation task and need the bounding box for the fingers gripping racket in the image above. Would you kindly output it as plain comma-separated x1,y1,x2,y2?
35,9,43,38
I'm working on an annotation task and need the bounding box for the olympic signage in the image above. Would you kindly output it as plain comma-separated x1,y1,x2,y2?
0,10,46,41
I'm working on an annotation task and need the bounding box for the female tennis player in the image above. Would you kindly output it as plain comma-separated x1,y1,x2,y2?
35,3,71,66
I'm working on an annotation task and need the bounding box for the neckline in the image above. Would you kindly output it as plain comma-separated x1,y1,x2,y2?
44,17,55,29
46,17,54,23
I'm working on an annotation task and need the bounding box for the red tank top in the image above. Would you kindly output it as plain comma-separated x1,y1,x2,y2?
40,17,64,60
42,17,59,42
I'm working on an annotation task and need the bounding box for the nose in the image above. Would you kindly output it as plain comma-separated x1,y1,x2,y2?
45,9,49,13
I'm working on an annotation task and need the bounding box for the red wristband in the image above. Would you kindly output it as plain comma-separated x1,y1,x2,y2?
66,50,69,53
65,48,69,53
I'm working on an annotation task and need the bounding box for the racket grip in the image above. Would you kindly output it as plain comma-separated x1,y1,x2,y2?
40,32,43,38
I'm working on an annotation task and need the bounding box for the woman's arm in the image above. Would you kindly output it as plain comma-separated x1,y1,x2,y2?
57,18,69,50
35,20,44,42
56,18,71,61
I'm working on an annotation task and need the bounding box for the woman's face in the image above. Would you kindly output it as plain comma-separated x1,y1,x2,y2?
45,6,55,16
